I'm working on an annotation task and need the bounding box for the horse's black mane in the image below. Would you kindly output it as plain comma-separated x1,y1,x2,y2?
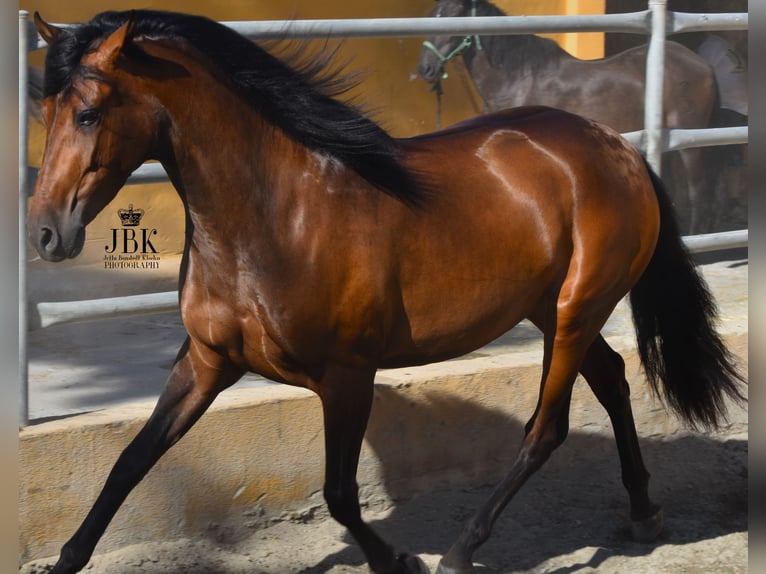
472,0,567,74
42,9,427,207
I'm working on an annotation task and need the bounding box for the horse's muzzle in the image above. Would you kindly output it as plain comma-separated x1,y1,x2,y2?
418,61,443,85
31,221,86,262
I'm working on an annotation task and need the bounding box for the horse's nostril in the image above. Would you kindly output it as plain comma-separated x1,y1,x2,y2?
33,223,75,261
40,226,55,252
40,226,52,246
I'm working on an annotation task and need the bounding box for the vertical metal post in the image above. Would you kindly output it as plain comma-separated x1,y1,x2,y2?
19,10,29,427
644,0,667,174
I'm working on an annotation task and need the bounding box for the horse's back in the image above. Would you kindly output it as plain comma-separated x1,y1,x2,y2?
385,107,658,365
601,40,709,76
407,106,652,201
424,106,659,240
498,42,714,131
601,41,714,127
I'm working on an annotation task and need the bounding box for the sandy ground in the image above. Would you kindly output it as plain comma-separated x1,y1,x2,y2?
20,420,747,574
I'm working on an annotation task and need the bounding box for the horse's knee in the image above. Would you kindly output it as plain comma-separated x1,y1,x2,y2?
521,419,568,470
525,412,569,445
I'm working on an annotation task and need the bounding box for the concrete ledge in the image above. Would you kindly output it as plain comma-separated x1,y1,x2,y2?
18,331,748,565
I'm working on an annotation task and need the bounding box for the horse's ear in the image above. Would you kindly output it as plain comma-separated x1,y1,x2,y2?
95,13,137,68
34,12,63,45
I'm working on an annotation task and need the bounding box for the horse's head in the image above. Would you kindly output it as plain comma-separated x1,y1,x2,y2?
417,0,477,84
28,13,161,262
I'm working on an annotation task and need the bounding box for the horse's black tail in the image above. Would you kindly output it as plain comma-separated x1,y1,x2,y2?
629,162,746,430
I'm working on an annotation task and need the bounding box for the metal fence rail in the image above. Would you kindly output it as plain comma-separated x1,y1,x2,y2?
22,10,748,49
18,3,749,425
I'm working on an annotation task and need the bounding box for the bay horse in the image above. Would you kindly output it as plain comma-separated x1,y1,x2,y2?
417,0,718,234
28,10,744,574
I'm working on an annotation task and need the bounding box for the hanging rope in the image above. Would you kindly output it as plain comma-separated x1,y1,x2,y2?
422,0,484,130
431,78,444,130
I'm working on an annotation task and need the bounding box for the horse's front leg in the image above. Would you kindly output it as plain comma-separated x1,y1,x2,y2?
49,337,243,574
319,365,429,574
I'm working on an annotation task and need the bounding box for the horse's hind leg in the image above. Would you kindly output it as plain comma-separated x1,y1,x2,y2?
436,289,615,574
48,337,243,574
319,365,429,574
579,335,663,541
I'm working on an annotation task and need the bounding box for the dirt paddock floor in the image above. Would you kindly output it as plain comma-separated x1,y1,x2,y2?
21,422,747,574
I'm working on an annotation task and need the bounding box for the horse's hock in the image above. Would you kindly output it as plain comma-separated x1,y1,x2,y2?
19,299,747,565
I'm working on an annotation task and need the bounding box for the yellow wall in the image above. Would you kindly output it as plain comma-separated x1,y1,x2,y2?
22,0,605,266
495,0,605,59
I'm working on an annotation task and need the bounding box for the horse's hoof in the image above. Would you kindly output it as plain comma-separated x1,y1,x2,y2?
396,553,431,574
631,506,664,543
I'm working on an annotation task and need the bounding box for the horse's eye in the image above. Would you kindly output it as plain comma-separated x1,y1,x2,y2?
76,109,101,128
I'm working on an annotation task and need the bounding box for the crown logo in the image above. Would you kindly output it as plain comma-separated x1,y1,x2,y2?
118,204,144,227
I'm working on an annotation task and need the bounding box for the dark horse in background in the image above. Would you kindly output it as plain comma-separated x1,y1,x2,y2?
417,0,718,234
28,9,743,574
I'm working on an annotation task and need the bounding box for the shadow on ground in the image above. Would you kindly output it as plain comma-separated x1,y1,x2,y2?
21,379,747,574
297,386,747,573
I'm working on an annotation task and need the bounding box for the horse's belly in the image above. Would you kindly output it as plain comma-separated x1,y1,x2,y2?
379,274,545,368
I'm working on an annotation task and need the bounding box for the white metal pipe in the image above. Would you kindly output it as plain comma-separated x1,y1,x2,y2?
27,13,653,50
666,126,748,152
26,11,747,50
223,13,652,39
670,11,748,33
684,229,748,254
127,163,170,185
644,0,667,175
19,11,30,427
32,292,179,330
620,127,747,154
621,130,645,149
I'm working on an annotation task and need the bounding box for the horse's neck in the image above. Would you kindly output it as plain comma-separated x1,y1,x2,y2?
472,34,568,74
162,97,267,202
149,59,306,257
463,34,570,108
